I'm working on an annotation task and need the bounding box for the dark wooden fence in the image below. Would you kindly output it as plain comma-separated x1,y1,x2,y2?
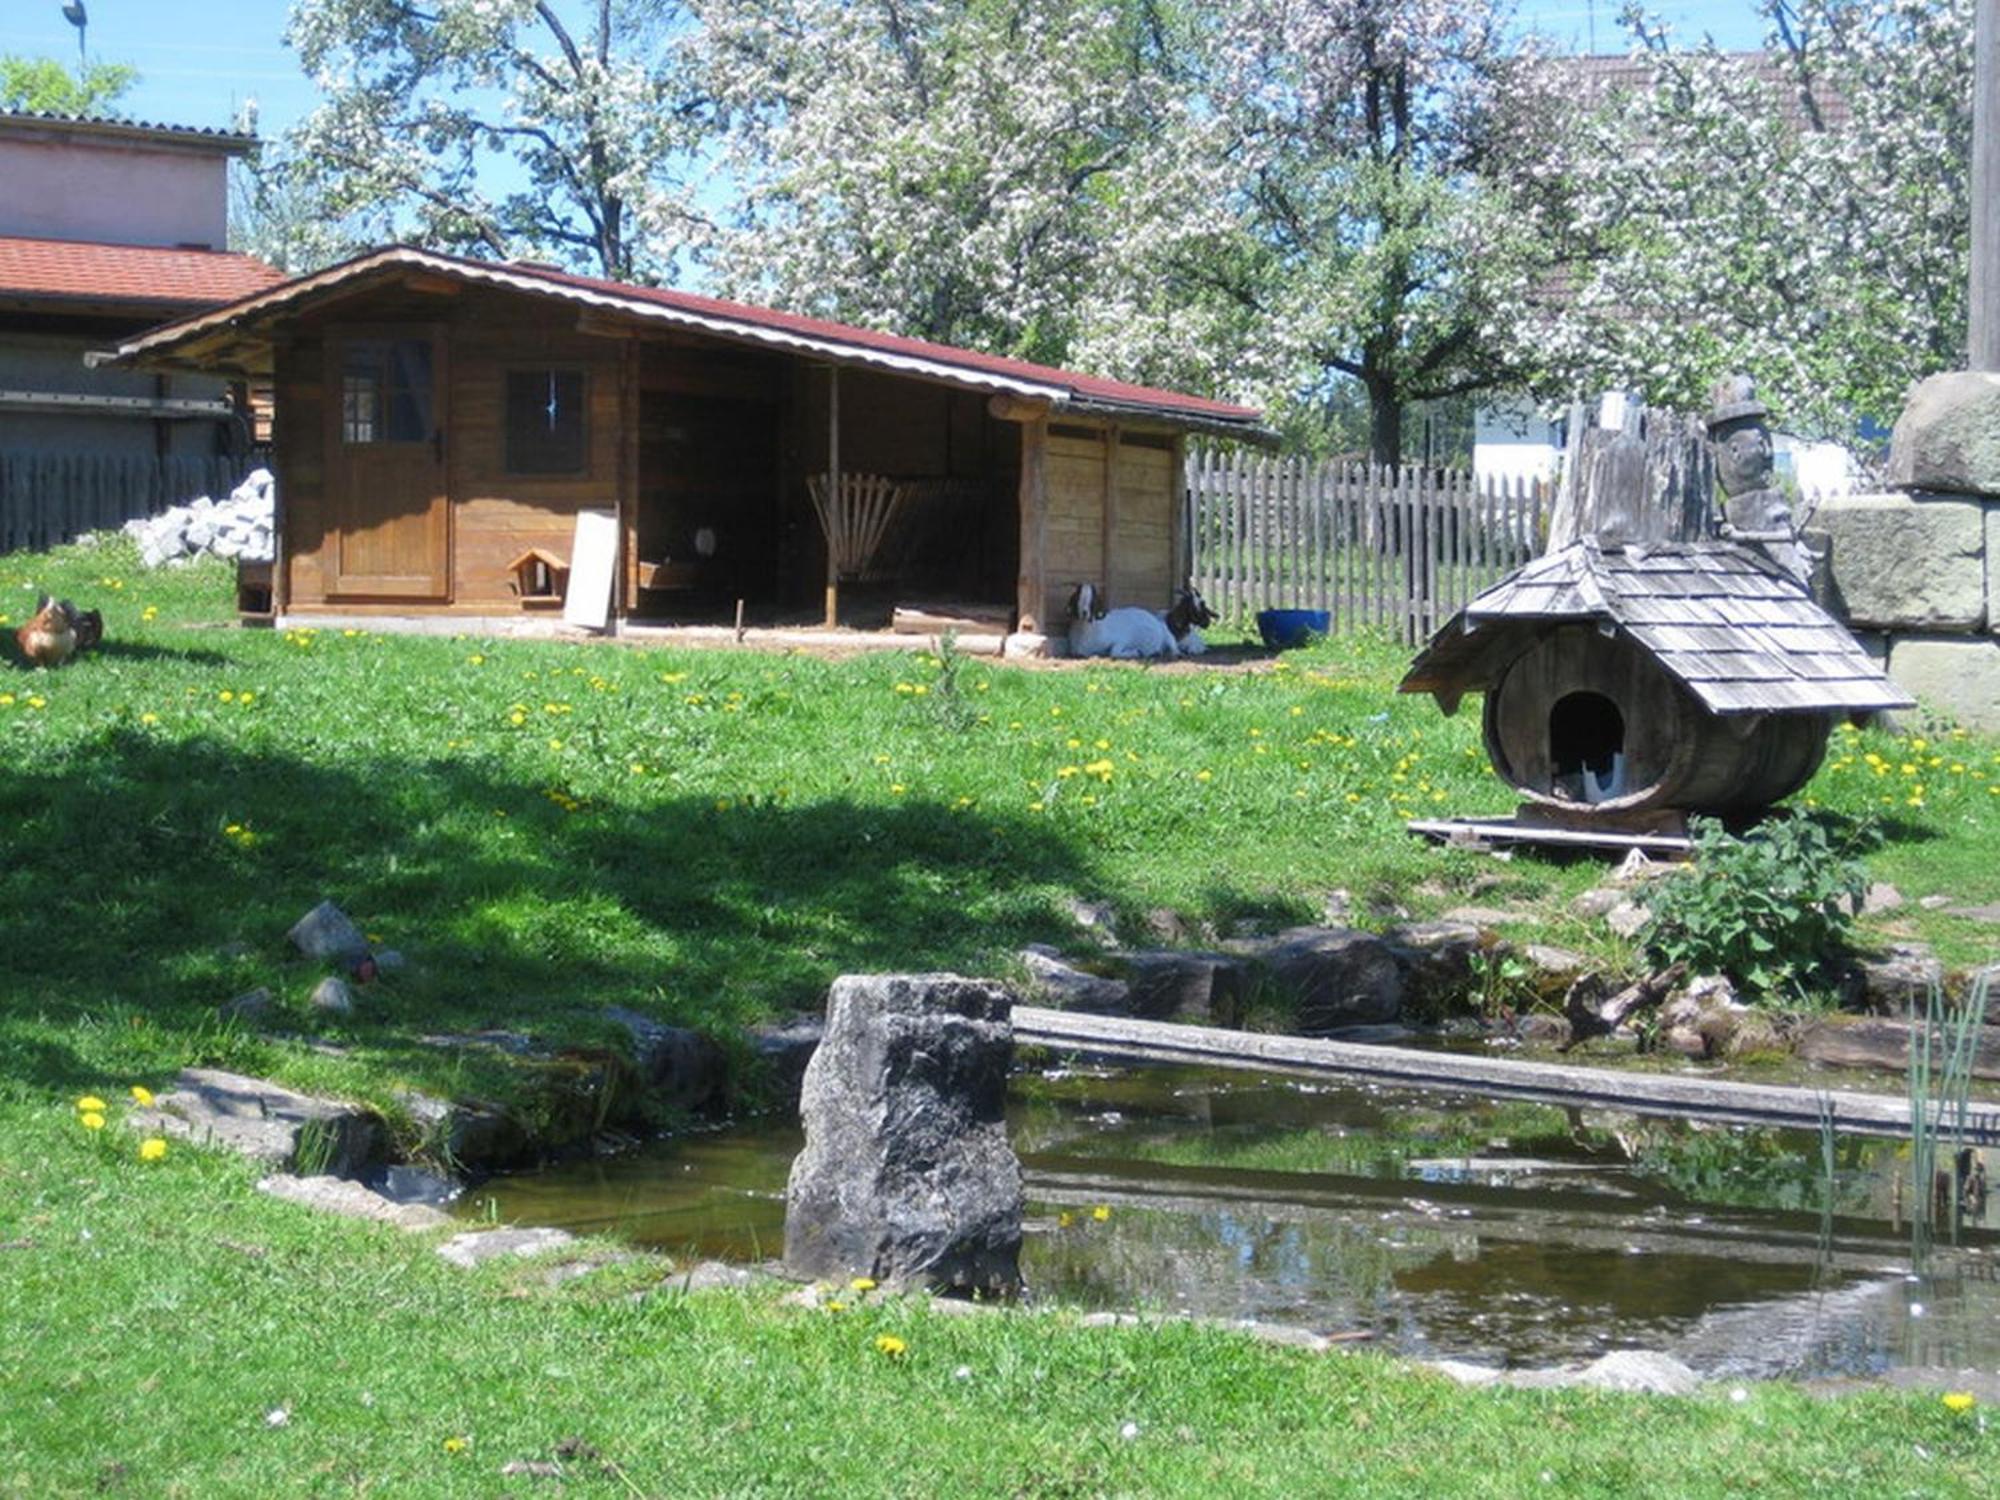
0,451,244,555
1186,446,1552,645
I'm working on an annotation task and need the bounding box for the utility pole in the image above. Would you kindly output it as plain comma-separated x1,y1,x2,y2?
1973,0,2000,368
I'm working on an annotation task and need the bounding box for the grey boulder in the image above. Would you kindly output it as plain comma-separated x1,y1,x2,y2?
785,973,1023,1296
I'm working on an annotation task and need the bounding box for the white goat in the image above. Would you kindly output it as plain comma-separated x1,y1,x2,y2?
1066,582,1178,659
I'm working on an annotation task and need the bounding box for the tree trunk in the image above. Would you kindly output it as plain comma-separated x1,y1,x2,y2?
1368,388,1403,467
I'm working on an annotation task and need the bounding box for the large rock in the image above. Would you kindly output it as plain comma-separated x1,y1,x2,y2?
1817,491,1987,630
785,974,1023,1296
1885,370,2000,497
1244,927,1402,1033
1017,947,1130,1014
133,1068,383,1178
1123,952,1247,1027
397,1091,531,1174
1381,921,1486,1022
604,1006,728,1114
1885,635,2000,733
1842,942,1945,1014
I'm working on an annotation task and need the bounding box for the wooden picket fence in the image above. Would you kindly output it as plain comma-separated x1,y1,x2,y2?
0,451,246,555
1186,446,1552,645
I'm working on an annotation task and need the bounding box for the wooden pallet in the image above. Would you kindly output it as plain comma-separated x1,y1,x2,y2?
1406,814,1693,856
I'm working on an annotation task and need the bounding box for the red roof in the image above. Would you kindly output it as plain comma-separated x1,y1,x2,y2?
110,245,1264,431
522,259,1263,425
0,235,284,311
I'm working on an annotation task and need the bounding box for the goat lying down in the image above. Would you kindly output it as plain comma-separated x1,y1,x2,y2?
1066,582,1216,660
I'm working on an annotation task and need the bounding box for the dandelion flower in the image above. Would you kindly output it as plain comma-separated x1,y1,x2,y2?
76,1095,106,1113
825,1300,847,1314
80,1111,106,1131
1092,1205,1111,1223
1943,1392,1976,1414
139,1138,168,1162
443,1436,470,1454
129,1085,154,1107
874,1334,907,1358
849,1276,877,1292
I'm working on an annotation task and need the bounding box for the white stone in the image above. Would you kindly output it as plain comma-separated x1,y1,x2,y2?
257,1174,449,1230
436,1226,575,1268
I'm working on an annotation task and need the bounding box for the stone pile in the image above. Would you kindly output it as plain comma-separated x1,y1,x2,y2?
1816,371,2000,730
126,467,275,566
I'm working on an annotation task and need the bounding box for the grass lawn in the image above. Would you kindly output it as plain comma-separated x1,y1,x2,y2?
2,536,1998,1495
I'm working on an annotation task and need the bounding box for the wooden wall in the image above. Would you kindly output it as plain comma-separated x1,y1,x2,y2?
277,285,629,612
1033,422,1180,628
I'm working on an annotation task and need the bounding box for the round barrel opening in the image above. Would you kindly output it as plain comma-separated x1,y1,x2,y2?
1548,690,1625,802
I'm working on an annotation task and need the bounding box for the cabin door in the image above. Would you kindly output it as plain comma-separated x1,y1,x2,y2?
324,330,449,599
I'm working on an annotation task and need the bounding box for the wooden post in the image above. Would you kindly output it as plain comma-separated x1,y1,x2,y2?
1015,417,1048,633
1169,435,1188,590
1975,0,2000,368
824,364,840,627
1100,423,1120,601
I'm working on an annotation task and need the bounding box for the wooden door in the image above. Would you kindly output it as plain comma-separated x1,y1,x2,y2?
325,330,449,599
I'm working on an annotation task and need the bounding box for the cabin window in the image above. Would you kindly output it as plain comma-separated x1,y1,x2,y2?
505,369,587,474
1549,691,1627,803
340,339,433,444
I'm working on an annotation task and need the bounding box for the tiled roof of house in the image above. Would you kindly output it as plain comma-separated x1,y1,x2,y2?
1402,539,1913,715
1546,50,1853,132
102,245,1268,435
0,234,284,310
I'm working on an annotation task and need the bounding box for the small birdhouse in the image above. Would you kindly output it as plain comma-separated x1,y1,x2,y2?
506,547,569,606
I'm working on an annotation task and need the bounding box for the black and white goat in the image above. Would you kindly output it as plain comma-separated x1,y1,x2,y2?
1065,581,1216,659
1066,582,1178,659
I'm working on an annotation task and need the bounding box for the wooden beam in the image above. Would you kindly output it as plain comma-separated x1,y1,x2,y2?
988,394,1052,424
1169,434,1189,586
576,310,644,341
1010,1004,2000,1144
825,364,841,628
1016,417,1049,633
394,272,464,298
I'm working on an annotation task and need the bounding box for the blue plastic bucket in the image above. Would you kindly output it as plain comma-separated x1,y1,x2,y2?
1256,609,1330,649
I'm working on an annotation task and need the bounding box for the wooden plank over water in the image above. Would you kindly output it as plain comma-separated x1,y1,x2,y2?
1012,1005,2000,1145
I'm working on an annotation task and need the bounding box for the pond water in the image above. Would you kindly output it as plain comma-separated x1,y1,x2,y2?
457,1064,2000,1380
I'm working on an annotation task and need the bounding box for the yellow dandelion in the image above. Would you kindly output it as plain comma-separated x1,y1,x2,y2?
443,1436,469,1455
138,1138,168,1163
548,738,564,751
238,692,255,706
1195,769,1212,782
26,695,45,710
1092,1205,1111,1222
826,1299,846,1313
629,763,647,775
76,1095,106,1113
849,1276,877,1292
1058,1211,1073,1229
890,784,906,795
129,1085,154,1107
219,690,234,702
139,712,158,725
1942,1392,1976,1414
874,1334,908,1358
80,1111,106,1131
142,605,159,621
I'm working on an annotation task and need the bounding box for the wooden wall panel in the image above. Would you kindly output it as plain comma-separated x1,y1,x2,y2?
274,337,326,606
1110,442,1173,608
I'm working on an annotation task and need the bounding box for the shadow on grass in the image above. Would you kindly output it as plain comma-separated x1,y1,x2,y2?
0,729,1100,1092
90,638,235,666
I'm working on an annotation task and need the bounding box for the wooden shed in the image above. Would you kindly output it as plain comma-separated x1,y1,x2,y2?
94,247,1267,641
1401,538,1913,833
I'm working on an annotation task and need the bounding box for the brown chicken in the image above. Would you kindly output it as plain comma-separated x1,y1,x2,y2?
15,594,78,668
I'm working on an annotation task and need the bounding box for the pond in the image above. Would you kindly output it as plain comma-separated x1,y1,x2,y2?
457,1064,2000,1381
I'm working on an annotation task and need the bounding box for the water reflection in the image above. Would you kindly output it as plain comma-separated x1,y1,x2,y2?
460,1063,2000,1378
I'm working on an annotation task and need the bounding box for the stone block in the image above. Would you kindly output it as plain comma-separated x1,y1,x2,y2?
134,1067,384,1178
1886,370,2000,496
1990,503,2000,636
1885,635,2000,733
287,900,371,965
785,974,1022,1296
1244,927,1402,1033
1816,491,1986,630
257,1174,449,1231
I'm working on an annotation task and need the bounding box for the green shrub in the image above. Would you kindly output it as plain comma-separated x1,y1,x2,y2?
1643,813,1873,1003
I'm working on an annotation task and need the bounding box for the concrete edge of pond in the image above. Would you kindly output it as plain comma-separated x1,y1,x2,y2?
1013,1005,2000,1145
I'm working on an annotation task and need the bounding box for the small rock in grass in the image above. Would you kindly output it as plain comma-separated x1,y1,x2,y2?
1604,901,1651,939
1862,882,1905,915
309,976,355,1015
436,1226,575,1268
372,949,407,972
1919,894,1953,911
287,900,371,965
1065,897,1120,944
257,1174,449,1230
1018,947,1129,1015
219,986,273,1023
1571,887,1624,919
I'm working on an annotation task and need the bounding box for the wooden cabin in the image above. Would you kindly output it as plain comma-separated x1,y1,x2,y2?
1401,539,1913,832
95,247,1266,641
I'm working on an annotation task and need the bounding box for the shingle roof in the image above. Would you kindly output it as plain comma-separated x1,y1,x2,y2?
1402,539,1914,715
100,246,1268,435
0,234,284,310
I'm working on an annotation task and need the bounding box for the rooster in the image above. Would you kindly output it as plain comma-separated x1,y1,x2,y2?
13,595,101,668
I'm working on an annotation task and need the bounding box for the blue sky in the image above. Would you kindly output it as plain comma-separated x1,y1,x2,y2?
2,1,1781,143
